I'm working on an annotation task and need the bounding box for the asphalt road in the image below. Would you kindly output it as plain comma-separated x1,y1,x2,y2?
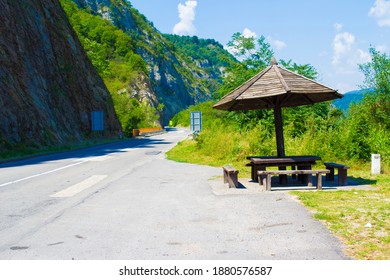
0,128,347,259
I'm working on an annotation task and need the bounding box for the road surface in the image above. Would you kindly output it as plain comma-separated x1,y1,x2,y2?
0,128,347,259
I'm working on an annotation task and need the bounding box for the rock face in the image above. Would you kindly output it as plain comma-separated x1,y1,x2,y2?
0,0,121,151
70,0,214,125
72,0,137,31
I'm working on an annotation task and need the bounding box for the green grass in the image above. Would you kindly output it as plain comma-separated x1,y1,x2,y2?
167,137,390,260
291,172,390,260
166,137,253,177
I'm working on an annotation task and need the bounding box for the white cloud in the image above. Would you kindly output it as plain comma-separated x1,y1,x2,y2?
332,32,371,92
173,0,198,35
242,27,257,38
369,0,390,27
273,40,287,50
332,32,355,65
331,30,372,78
328,25,372,92
267,36,287,50
357,49,372,64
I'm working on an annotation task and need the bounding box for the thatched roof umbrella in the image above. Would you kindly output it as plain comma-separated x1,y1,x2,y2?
213,58,342,157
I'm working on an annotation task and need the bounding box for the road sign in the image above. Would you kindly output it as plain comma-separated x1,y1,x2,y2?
190,111,202,133
92,111,104,131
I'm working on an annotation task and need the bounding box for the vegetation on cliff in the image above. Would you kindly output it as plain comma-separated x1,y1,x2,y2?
65,0,237,125
60,0,238,131
164,34,237,97
60,0,160,137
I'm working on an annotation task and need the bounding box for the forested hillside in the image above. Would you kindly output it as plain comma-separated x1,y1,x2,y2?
64,0,235,126
333,89,371,111
60,0,159,137
164,34,237,96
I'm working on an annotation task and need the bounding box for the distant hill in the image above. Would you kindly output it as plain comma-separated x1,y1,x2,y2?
333,89,373,111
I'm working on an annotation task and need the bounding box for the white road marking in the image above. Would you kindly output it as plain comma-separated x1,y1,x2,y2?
118,148,140,152
74,155,112,162
50,175,107,198
0,161,85,187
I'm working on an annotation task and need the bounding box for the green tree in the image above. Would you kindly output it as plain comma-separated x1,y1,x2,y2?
279,59,318,80
220,32,327,135
227,33,274,70
216,33,275,99
359,47,390,129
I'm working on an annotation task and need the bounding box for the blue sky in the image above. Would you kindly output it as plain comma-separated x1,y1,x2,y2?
129,0,390,94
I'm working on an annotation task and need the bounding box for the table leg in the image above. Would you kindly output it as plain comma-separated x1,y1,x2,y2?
279,166,287,185
252,165,265,182
291,165,296,180
299,165,311,184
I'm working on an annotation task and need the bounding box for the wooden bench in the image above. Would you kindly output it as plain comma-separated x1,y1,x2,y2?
223,165,239,188
324,162,350,186
257,169,330,191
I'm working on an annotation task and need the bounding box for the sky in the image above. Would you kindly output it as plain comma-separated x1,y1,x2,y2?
129,0,390,94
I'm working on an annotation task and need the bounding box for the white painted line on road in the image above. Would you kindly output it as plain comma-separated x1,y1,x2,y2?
117,148,141,152
74,155,112,162
0,161,85,188
50,175,107,198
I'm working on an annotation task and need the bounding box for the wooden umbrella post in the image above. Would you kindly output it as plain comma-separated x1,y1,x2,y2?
273,103,285,157
273,103,287,184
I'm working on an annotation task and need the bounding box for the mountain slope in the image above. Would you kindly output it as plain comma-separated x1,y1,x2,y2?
0,0,120,153
164,34,237,94
60,0,161,137
68,0,235,124
333,89,372,111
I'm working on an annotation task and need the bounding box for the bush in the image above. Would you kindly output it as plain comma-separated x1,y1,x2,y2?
171,97,389,170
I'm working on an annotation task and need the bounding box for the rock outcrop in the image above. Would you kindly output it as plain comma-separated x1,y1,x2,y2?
0,0,121,151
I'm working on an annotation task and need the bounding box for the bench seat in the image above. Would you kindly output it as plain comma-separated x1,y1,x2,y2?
257,169,330,191
324,162,350,186
223,165,239,188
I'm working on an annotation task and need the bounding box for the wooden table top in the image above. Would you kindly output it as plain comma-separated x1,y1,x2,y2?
248,156,321,164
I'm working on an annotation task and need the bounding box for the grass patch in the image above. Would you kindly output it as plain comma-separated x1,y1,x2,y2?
166,137,252,177
291,173,390,260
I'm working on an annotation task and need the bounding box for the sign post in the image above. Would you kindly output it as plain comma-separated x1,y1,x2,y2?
190,111,202,133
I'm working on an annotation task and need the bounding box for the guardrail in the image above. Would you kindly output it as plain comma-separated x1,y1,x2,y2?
132,128,165,137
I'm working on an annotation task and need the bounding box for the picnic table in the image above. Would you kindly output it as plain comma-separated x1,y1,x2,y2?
246,156,321,184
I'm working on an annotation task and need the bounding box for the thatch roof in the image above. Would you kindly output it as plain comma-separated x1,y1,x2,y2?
213,59,342,111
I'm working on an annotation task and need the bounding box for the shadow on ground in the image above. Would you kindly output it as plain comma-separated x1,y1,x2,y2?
210,174,377,195
0,134,172,169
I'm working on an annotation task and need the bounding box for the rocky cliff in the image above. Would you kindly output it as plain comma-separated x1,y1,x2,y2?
0,0,121,152
69,0,231,124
